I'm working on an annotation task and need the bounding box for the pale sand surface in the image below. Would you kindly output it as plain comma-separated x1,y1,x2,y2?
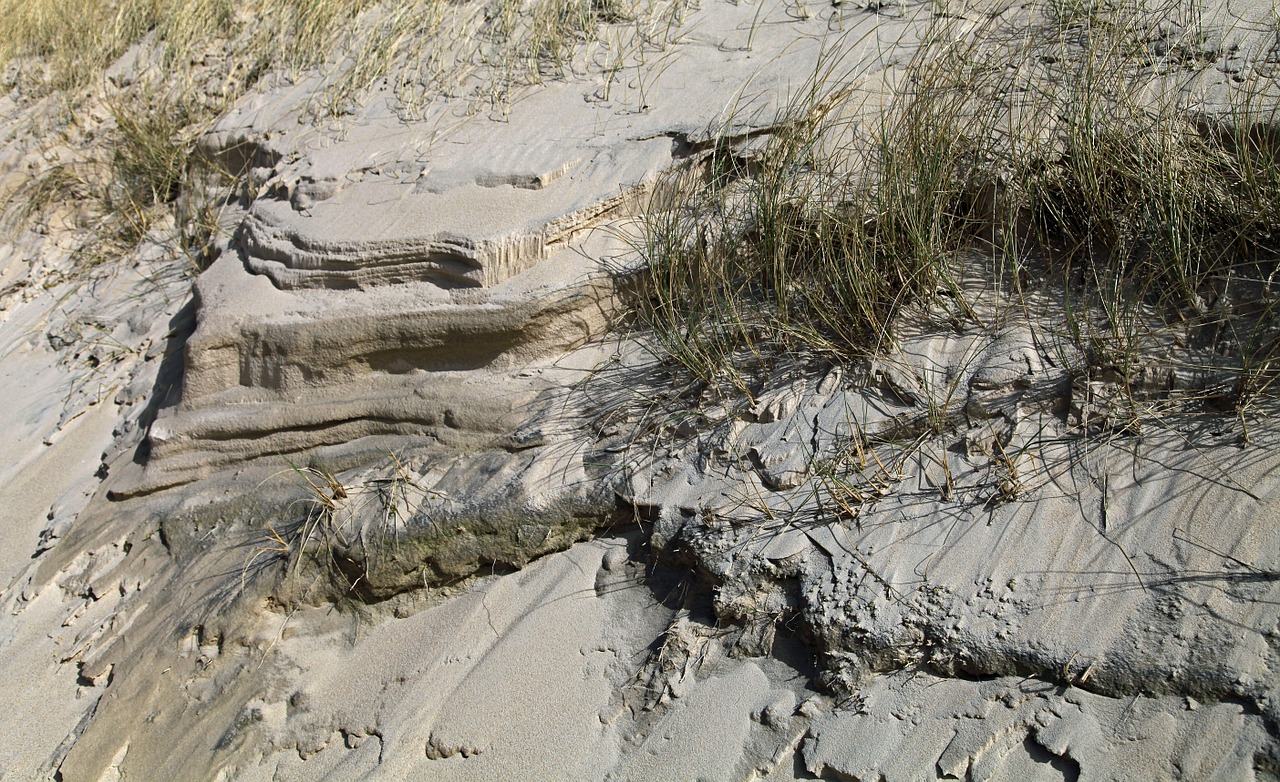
0,0,1277,779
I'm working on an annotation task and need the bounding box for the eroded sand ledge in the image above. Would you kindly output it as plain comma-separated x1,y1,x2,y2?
0,0,1278,780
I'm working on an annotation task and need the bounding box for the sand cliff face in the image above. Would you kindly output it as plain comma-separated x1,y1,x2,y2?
1,0,1278,780
129,5,824,491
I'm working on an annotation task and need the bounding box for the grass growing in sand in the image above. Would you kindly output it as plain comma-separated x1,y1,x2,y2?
633,0,1280,430
0,0,690,277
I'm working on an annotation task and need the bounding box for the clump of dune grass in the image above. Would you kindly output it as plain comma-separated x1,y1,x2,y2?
0,0,688,280
633,0,1280,427
0,0,371,101
632,26,1012,385
0,0,686,117
0,0,387,276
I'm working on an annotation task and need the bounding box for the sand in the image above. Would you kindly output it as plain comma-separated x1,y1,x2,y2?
0,0,1277,779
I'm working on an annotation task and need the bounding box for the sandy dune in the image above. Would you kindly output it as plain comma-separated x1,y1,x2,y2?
0,0,1278,779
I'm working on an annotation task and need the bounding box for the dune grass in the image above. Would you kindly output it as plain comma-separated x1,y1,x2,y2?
0,0,380,274
0,0,690,117
633,0,1280,427
0,0,369,99
0,0,688,277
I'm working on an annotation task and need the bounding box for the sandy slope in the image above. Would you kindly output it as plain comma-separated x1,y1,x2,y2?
0,0,1277,779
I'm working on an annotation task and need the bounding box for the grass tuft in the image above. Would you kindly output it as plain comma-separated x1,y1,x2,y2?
631,0,1280,426
0,0,688,281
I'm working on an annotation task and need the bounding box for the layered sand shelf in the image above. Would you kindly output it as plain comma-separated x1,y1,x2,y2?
131,4,864,490
239,146,658,291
